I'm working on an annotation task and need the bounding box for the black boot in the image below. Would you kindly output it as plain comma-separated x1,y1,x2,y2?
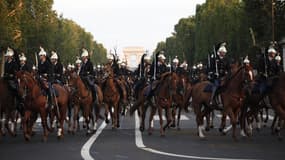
91,87,97,102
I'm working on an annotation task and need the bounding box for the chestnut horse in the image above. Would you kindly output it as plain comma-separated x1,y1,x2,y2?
191,66,253,140
67,71,105,134
102,64,120,129
16,71,69,141
130,72,178,136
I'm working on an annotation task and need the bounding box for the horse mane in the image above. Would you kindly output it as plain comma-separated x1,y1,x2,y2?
223,66,244,88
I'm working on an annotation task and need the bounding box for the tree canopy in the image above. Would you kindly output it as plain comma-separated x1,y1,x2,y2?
0,0,107,65
154,0,285,66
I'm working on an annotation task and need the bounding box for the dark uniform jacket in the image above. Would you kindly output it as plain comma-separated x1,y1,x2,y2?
53,62,63,82
38,59,54,82
19,64,31,72
79,60,94,77
210,56,230,79
4,60,19,79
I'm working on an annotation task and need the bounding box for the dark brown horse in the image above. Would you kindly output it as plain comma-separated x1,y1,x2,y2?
16,71,69,141
0,78,17,137
130,72,179,136
102,64,120,129
67,71,105,134
269,72,285,121
191,66,253,140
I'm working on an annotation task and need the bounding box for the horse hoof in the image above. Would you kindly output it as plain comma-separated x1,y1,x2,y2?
139,126,144,132
148,132,152,136
210,125,214,129
256,128,261,132
170,124,176,128
205,127,210,132
219,128,223,132
24,135,31,141
105,119,110,124
117,124,120,128
42,137,47,142
177,127,181,131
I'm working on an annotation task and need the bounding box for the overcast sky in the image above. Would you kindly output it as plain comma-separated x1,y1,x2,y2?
53,0,205,55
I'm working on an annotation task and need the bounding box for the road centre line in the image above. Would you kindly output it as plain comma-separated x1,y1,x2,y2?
135,111,258,160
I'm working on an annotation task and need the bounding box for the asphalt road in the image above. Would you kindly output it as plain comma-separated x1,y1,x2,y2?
0,110,284,160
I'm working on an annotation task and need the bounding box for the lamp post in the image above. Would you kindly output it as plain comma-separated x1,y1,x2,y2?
272,0,275,42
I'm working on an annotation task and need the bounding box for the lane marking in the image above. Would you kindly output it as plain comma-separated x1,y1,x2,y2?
135,111,258,160
153,115,189,121
81,113,110,160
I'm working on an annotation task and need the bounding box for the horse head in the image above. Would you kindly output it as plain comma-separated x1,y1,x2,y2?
102,64,114,79
67,71,79,88
16,71,36,100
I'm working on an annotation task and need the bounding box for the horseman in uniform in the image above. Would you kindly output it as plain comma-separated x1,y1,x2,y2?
256,45,281,95
50,51,64,85
37,47,54,107
19,53,30,72
133,54,152,98
209,42,230,105
171,56,179,73
75,57,82,75
3,47,23,114
147,50,168,98
79,48,97,102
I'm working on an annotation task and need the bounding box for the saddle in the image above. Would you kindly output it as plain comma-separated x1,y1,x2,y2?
203,84,214,93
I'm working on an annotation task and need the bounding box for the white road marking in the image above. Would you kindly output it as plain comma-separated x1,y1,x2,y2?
153,115,189,121
81,114,110,160
135,111,257,160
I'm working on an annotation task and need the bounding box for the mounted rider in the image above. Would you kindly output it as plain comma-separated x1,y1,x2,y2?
19,53,31,72
256,44,282,95
3,47,23,114
37,47,54,107
133,53,152,98
79,48,97,102
209,42,230,105
171,56,180,73
50,51,64,85
75,57,82,75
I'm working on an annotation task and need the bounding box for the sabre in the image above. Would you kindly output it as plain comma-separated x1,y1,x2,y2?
263,51,268,77
213,45,219,77
153,54,156,80
34,52,38,68
169,56,172,72
1,52,5,77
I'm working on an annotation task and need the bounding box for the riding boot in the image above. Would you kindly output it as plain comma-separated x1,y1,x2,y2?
91,86,97,103
15,95,24,117
209,86,217,105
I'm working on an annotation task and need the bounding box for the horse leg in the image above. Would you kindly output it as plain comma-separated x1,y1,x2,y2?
219,110,227,134
271,114,278,135
177,106,182,130
84,105,91,135
228,109,238,141
140,104,147,132
170,107,176,128
113,103,119,129
157,106,165,137
163,106,172,131
104,104,110,124
148,105,156,135
72,105,79,134
5,112,16,137
39,107,49,142
57,104,67,139
23,110,31,141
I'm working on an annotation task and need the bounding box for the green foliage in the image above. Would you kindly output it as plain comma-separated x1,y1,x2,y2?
154,0,285,66
0,0,107,65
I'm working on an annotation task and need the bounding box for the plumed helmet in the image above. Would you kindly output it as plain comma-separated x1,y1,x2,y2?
5,47,14,57
50,51,58,59
38,47,47,56
81,48,89,57
275,55,281,61
75,56,82,64
158,53,166,60
107,54,113,60
243,56,250,64
267,47,277,54
19,53,27,61
172,56,179,64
